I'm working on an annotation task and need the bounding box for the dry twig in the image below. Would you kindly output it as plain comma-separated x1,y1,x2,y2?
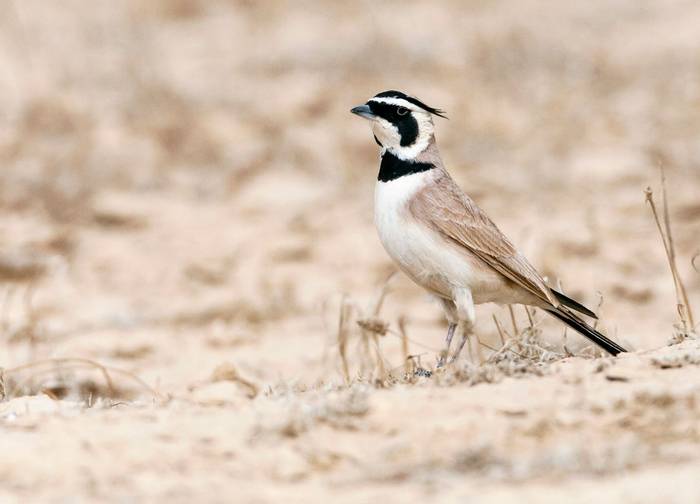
645,168,696,339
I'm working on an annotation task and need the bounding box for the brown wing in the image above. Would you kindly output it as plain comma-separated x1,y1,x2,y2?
409,171,558,307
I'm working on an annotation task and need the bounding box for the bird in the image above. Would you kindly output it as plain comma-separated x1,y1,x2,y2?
350,90,627,365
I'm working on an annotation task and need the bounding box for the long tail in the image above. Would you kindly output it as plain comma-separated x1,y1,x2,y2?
551,289,598,319
544,307,627,356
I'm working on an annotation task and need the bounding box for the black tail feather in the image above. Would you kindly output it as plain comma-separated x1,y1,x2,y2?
551,289,598,319
545,307,627,356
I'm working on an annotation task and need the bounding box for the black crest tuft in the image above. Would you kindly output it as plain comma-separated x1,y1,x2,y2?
373,90,447,118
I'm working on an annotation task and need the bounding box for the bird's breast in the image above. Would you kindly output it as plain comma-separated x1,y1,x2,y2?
373,171,513,302
374,172,459,296
374,172,431,255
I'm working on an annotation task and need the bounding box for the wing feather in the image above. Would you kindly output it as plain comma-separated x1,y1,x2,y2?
409,172,558,307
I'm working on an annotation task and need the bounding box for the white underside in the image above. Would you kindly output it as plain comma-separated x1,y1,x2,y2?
374,171,526,320
374,171,473,296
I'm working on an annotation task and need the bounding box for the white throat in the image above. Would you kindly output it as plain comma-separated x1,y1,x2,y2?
387,134,433,160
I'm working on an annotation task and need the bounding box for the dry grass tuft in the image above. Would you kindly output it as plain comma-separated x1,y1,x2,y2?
332,284,576,388
490,307,563,361
434,307,565,387
333,274,399,384
331,263,635,388
1,358,161,404
645,169,697,342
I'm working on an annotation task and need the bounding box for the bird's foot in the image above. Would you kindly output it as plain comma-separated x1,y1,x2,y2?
436,351,448,368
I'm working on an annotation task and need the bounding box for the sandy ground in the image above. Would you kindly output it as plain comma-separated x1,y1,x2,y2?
1,1,699,502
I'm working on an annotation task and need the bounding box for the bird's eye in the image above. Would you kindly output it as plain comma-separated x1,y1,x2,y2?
397,107,409,116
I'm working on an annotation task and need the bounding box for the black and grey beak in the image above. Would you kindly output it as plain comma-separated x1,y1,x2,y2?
350,104,375,120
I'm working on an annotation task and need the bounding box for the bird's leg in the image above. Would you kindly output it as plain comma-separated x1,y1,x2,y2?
450,288,476,364
437,297,459,368
450,323,473,363
437,322,457,368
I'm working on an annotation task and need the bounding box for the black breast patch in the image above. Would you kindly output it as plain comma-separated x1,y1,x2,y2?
378,151,434,182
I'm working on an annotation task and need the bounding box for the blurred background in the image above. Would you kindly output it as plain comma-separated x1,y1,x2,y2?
2,2,700,502
1,0,699,386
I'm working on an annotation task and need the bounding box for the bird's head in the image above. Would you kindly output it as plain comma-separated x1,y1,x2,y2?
351,90,446,160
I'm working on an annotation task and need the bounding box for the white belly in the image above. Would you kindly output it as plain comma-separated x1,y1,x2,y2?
373,172,523,305
374,172,475,298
